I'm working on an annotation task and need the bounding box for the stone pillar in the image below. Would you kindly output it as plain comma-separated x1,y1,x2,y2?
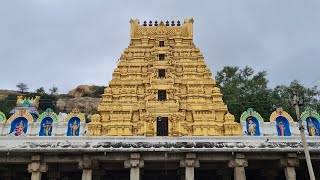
228,153,248,180
28,155,48,180
280,153,299,180
124,153,144,180
78,158,99,180
180,153,199,180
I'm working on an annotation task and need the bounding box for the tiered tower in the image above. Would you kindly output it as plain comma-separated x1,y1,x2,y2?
97,19,242,136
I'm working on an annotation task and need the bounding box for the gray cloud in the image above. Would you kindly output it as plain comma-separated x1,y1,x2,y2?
0,0,320,93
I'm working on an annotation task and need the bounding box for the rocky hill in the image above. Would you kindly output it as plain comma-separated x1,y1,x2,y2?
56,97,101,114
0,85,106,115
0,90,21,100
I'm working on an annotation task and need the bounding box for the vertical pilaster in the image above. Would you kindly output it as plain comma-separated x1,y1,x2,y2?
280,153,299,180
28,155,48,180
228,153,248,180
78,158,99,180
180,153,200,180
124,153,144,180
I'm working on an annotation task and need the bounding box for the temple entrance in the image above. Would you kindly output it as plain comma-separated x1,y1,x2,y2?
157,117,168,136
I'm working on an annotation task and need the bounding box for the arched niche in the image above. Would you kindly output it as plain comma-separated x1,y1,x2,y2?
301,107,320,136
64,108,85,136
39,117,54,136
275,116,291,136
37,108,57,136
270,108,293,136
67,117,81,136
7,111,34,136
240,108,263,136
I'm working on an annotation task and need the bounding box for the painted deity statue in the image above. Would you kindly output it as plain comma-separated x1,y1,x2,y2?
308,118,318,136
43,120,52,136
248,119,256,136
15,121,25,136
278,122,285,136
70,120,79,136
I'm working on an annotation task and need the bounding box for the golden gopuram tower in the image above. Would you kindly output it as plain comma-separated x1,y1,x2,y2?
96,19,242,136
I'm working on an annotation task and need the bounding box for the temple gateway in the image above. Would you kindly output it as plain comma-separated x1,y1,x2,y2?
0,19,320,180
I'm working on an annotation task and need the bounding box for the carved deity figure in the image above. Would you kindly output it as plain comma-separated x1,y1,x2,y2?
148,90,157,101
146,116,154,132
278,122,285,136
308,118,318,136
247,120,256,136
171,114,179,131
43,120,52,136
70,120,79,136
167,90,174,100
15,121,25,136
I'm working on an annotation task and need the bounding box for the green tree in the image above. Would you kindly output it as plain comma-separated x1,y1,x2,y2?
49,85,58,95
16,82,29,93
271,80,320,120
35,87,45,94
216,66,274,121
0,94,17,118
90,85,107,97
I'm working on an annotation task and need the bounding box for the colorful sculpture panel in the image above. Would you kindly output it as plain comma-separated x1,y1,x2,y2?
300,107,320,136
270,108,293,136
10,96,40,121
7,110,34,136
37,108,58,136
240,108,263,136
65,108,85,136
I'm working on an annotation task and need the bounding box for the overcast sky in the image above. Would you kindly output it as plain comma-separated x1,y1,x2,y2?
0,0,319,93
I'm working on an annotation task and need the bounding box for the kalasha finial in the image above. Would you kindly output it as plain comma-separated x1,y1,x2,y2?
143,21,147,26
177,20,181,26
165,21,169,26
154,20,158,26
171,20,175,26
149,20,153,26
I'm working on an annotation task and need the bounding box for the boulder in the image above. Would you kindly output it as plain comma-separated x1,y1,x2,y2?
68,85,92,98
56,97,101,114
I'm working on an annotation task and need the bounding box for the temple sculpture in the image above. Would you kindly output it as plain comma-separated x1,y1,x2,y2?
301,107,320,136
97,19,242,136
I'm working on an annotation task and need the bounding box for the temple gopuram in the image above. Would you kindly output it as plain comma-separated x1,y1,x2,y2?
0,19,320,180
97,19,241,137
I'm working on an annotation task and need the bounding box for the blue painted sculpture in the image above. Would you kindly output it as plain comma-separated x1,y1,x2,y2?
301,107,320,136
270,108,293,136
9,117,28,136
37,108,57,136
240,108,263,136
67,117,80,136
65,108,85,136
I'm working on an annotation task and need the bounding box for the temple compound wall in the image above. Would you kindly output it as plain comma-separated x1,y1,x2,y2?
1,19,320,180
